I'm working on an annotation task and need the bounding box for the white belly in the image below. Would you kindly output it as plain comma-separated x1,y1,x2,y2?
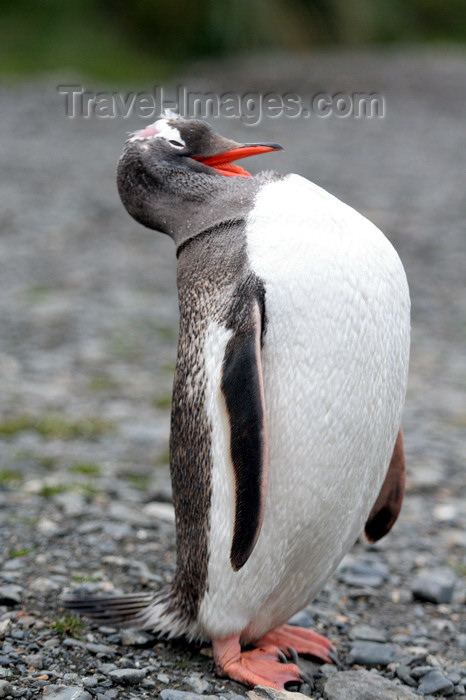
198,175,410,642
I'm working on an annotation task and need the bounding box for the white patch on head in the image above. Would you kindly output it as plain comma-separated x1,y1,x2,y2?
128,118,185,148
162,108,181,120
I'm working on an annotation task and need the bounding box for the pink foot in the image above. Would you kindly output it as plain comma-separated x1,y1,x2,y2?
254,623,334,663
213,635,302,689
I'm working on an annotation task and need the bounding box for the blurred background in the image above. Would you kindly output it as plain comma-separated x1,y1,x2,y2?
1,0,466,81
0,1,465,696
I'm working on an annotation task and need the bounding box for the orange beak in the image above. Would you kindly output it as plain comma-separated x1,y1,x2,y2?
193,143,283,177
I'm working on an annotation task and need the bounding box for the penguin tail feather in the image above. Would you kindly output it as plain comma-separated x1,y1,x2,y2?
62,586,195,640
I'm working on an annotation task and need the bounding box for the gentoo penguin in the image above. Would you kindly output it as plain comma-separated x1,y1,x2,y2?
64,115,410,689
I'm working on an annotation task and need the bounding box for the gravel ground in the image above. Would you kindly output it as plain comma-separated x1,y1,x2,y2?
0,49,465,700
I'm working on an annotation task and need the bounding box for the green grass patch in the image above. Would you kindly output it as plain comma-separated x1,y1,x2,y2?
69,462,102,476
52,614,84,638
0,469,24,485
39,484,70,498
9,548,32,558
127,473,151,491
0,414,112,440
79,483,102,496
71,573,102,584
38,455,57,470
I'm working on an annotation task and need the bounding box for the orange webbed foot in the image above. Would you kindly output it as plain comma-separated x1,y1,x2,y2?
254,623,335,664
213,636,302,689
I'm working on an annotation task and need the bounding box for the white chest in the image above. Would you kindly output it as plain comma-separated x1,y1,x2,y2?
198,175,410,642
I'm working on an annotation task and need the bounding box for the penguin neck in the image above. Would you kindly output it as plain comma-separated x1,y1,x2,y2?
118,150,282,250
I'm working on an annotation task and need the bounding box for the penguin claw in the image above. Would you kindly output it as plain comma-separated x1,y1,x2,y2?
287,646,299,664
254,624,335,664
327,649,343,668
277,649,288,664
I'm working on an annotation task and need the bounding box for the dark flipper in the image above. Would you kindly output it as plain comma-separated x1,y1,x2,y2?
365,429,406,542
222,299,268,572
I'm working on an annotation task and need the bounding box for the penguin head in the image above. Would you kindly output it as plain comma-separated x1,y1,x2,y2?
117,114,282,237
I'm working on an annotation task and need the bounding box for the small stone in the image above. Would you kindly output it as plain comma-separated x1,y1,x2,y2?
396,665,417,687
108,668,147,684
98,663,117,675
411,666,435,679
143,501,175,522
119,628,155,646
247,687,310,700
63,637,85,648
0,680,12,699
349,641,397,666
417,670,454,695
161,692,218,700
0,585,22,605
29,577,60,593
83,675,99,688
42,687,92,700
0,619,12,640
86,642,115,657
23,651,43,667
337,558,388,588
447,672,461,684
42,636,60,648
287,611,315,628
412,568,456,604
324,670,417,699
184,674,212,694
157,673,170,684
351,624,388,642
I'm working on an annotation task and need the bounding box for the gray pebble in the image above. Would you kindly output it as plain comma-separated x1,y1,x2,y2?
447,672,461,684
108,667,147,684
97,664,117,675
396,665,417,687
247,688,309,700
287,611,315,628
83,675,99,687
351,624,388,642
337,558,389,588
0,585,22,605
63,674,81,683
417,670,454,695
119,628,156,646
63,638,85,648
412,568,457,604
42,688,92,700
86,642,115,657
324,670,417,699
184,674,212,694
349,641,397,666
0,680,12,699
411,666,435,679
161,692,218,700
0,620,12,640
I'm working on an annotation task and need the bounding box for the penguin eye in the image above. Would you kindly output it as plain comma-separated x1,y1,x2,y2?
169,139,184,149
